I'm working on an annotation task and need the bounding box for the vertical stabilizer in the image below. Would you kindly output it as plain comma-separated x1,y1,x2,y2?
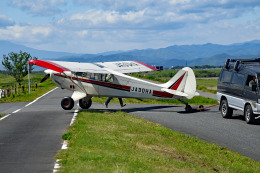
161,67,196,99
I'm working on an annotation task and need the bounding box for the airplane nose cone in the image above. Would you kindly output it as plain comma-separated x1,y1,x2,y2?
28,60,36,65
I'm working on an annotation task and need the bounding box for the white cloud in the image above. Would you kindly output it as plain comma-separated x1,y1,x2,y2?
11,0,66,16
1,0,260,53
0,25,54,43
0,14,15,27
57,9,147,29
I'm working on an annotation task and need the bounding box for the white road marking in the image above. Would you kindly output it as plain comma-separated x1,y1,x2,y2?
53,160,61,172
0,87,58,122
53,108,79,172
0,114,11,121
12,109,21,114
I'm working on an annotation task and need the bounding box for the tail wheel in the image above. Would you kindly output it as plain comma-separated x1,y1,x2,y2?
79,98,92,109
61,97,74,110
244,104,255,124
220,99,233,118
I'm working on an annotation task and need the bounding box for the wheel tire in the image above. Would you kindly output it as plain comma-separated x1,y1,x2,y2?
244,104,255,124
185,105,192,113
220,99,233,118
61,97,74,110
199,105,204,111
79,98,92,109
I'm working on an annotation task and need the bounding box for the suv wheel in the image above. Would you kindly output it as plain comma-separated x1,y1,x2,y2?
220,99,233,118
244,104,255,124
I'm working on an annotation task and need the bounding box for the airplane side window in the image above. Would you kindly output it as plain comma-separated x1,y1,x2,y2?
86,73,90,79
100,74,104,81
105,74,114,83
90,73,95,80
76,72,83,77
95,74,99,80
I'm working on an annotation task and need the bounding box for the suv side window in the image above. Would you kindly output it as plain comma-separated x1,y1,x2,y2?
220,70,232,83
246,75,255,87
231,73,244,87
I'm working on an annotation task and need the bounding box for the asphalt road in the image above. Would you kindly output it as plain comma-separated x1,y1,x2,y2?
0,88,74,173
0,89,259,173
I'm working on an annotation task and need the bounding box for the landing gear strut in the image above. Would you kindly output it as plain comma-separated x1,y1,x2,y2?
185,103,192,113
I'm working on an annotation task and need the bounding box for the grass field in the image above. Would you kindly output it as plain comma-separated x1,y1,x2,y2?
0,114,5,118
56,111,260,172
197,78,218,94
0,73,56,103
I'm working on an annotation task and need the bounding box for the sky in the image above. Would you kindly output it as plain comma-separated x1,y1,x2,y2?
0,0,260,54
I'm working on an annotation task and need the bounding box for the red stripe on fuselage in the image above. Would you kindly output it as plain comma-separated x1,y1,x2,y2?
54,74,175,98
152,90,173,98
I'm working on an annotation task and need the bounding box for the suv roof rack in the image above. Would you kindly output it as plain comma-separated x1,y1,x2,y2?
224,58,260,71
229,58,260,63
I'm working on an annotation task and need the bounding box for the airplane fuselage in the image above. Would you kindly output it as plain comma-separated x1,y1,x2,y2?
51,72,184,100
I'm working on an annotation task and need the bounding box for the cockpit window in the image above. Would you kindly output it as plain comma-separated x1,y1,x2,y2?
104,74,114,83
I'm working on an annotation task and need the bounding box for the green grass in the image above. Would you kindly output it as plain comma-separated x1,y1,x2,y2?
197,79,218,94
56,111,260,172
0,114,5,118
0,73,56,103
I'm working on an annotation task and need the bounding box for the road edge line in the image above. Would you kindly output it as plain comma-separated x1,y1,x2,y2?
0,87,58,122
53,108,79,173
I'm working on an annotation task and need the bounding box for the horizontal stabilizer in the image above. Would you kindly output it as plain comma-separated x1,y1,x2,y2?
161,88,188,97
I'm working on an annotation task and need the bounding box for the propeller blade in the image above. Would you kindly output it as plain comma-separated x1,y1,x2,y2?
40,74,50,83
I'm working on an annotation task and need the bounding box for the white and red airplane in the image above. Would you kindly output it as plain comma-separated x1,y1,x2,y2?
29,60,197,112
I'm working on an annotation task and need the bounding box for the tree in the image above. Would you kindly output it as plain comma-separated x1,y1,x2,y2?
2,50,37,83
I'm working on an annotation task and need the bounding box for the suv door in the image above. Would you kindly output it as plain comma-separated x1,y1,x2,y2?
229,72,245,109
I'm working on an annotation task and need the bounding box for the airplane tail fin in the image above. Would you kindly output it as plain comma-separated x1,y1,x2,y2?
161,67,196,99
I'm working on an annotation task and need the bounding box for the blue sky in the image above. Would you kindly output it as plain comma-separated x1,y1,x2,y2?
0,0,260,54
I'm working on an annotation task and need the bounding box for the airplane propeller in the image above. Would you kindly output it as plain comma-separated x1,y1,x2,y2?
40,74,50,83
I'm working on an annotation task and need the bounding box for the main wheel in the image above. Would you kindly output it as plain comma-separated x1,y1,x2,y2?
244,104,255,124
61,97,74,110
79,98,92,109
220,99,233,118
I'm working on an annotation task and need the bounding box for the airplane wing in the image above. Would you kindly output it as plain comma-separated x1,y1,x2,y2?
28,60,159,73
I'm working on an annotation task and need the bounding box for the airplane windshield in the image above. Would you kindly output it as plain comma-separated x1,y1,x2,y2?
75,72,114,83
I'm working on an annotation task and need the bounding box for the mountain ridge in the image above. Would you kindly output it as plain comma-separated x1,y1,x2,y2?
1,40,260,69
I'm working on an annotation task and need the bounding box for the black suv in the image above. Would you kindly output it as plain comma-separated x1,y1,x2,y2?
217,58,260,124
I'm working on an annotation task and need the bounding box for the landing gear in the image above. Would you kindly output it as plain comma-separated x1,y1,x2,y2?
61,97,74,110
79,98,92,109
185,104,192,113
179,100,193,113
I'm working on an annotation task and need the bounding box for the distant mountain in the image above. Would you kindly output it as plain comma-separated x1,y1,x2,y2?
1,40,260,69
0,40,81,69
